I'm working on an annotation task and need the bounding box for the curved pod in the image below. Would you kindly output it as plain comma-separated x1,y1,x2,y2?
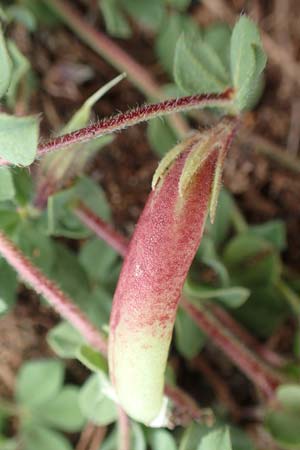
109,121,236,424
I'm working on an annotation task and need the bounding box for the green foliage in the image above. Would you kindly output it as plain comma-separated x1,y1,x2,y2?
223,234,281,287
100,0,165,38
5,40,31,108
99,0,132,38
0,23,12,99
79,373,118,425
175,308,206,358
8,359,84,450
230,16,267,111
47,176,111,238
0,168,15,201
198,427,232,450
47,321,84,358
0,114,39,165
148,429,177,450
174,16,267,111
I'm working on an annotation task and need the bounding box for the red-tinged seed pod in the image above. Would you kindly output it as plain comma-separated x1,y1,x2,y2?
108,119,237,424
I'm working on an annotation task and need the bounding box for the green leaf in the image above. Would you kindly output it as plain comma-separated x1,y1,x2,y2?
156,13,198,75
77,345,108,373
0,168,15,201
265,410,300,449
100,424,146,450
206,189,233,246
0,24,12,98
48,177,111,238
5,40,30,108
23,426,72,450
0,259,17,310
179,423,204,450
16,359,64,407
185,281,250,308
100,0,131,38
0,299,7,315
230,16,266,111
131,423,147,450
47,321,84,358
35,386,85,432
147,118,177,157
17,220,55,274
232,285,288,338
148,429,177,450
198,427,232,450
12,167,33,206
276,384,300,414
248,220,286,251
0,207,20,234
175,308,205,359
203,23,231,70
229,425,255,450
0,114,39,166
174,32,229,95
6,5,37,31
120,0,164,31
79,374,118,426
223,234,281,287
79,237,118,284
49,242,90,308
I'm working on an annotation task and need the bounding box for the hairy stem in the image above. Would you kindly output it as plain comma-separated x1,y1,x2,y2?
0,90,233,168
74,203,128,258
181,299,283,398
74,204,284,396
210,304,287,368
37,91,233,157
0,230,107,355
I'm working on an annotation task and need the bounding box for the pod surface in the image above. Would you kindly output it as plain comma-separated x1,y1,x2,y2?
109,134,220,424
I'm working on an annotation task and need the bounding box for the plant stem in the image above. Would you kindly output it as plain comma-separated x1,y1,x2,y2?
181,298,283,398
0,90,233,168
37,90,233,158
74,204,284,396
0,230,107,355
210,304,287,368
44,0,189,137
117,407,131,450
74,203,128,257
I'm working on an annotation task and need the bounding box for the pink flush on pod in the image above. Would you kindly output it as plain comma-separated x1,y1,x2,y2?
108,119,237,424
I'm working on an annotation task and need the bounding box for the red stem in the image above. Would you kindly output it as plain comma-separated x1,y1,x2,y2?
74,203,284,397
181,299,283,398
1,90,233,167
0,230,107,355
74,203,128,258
210,304,287,368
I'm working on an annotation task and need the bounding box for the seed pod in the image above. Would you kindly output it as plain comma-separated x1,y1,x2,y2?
108,119,237,424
